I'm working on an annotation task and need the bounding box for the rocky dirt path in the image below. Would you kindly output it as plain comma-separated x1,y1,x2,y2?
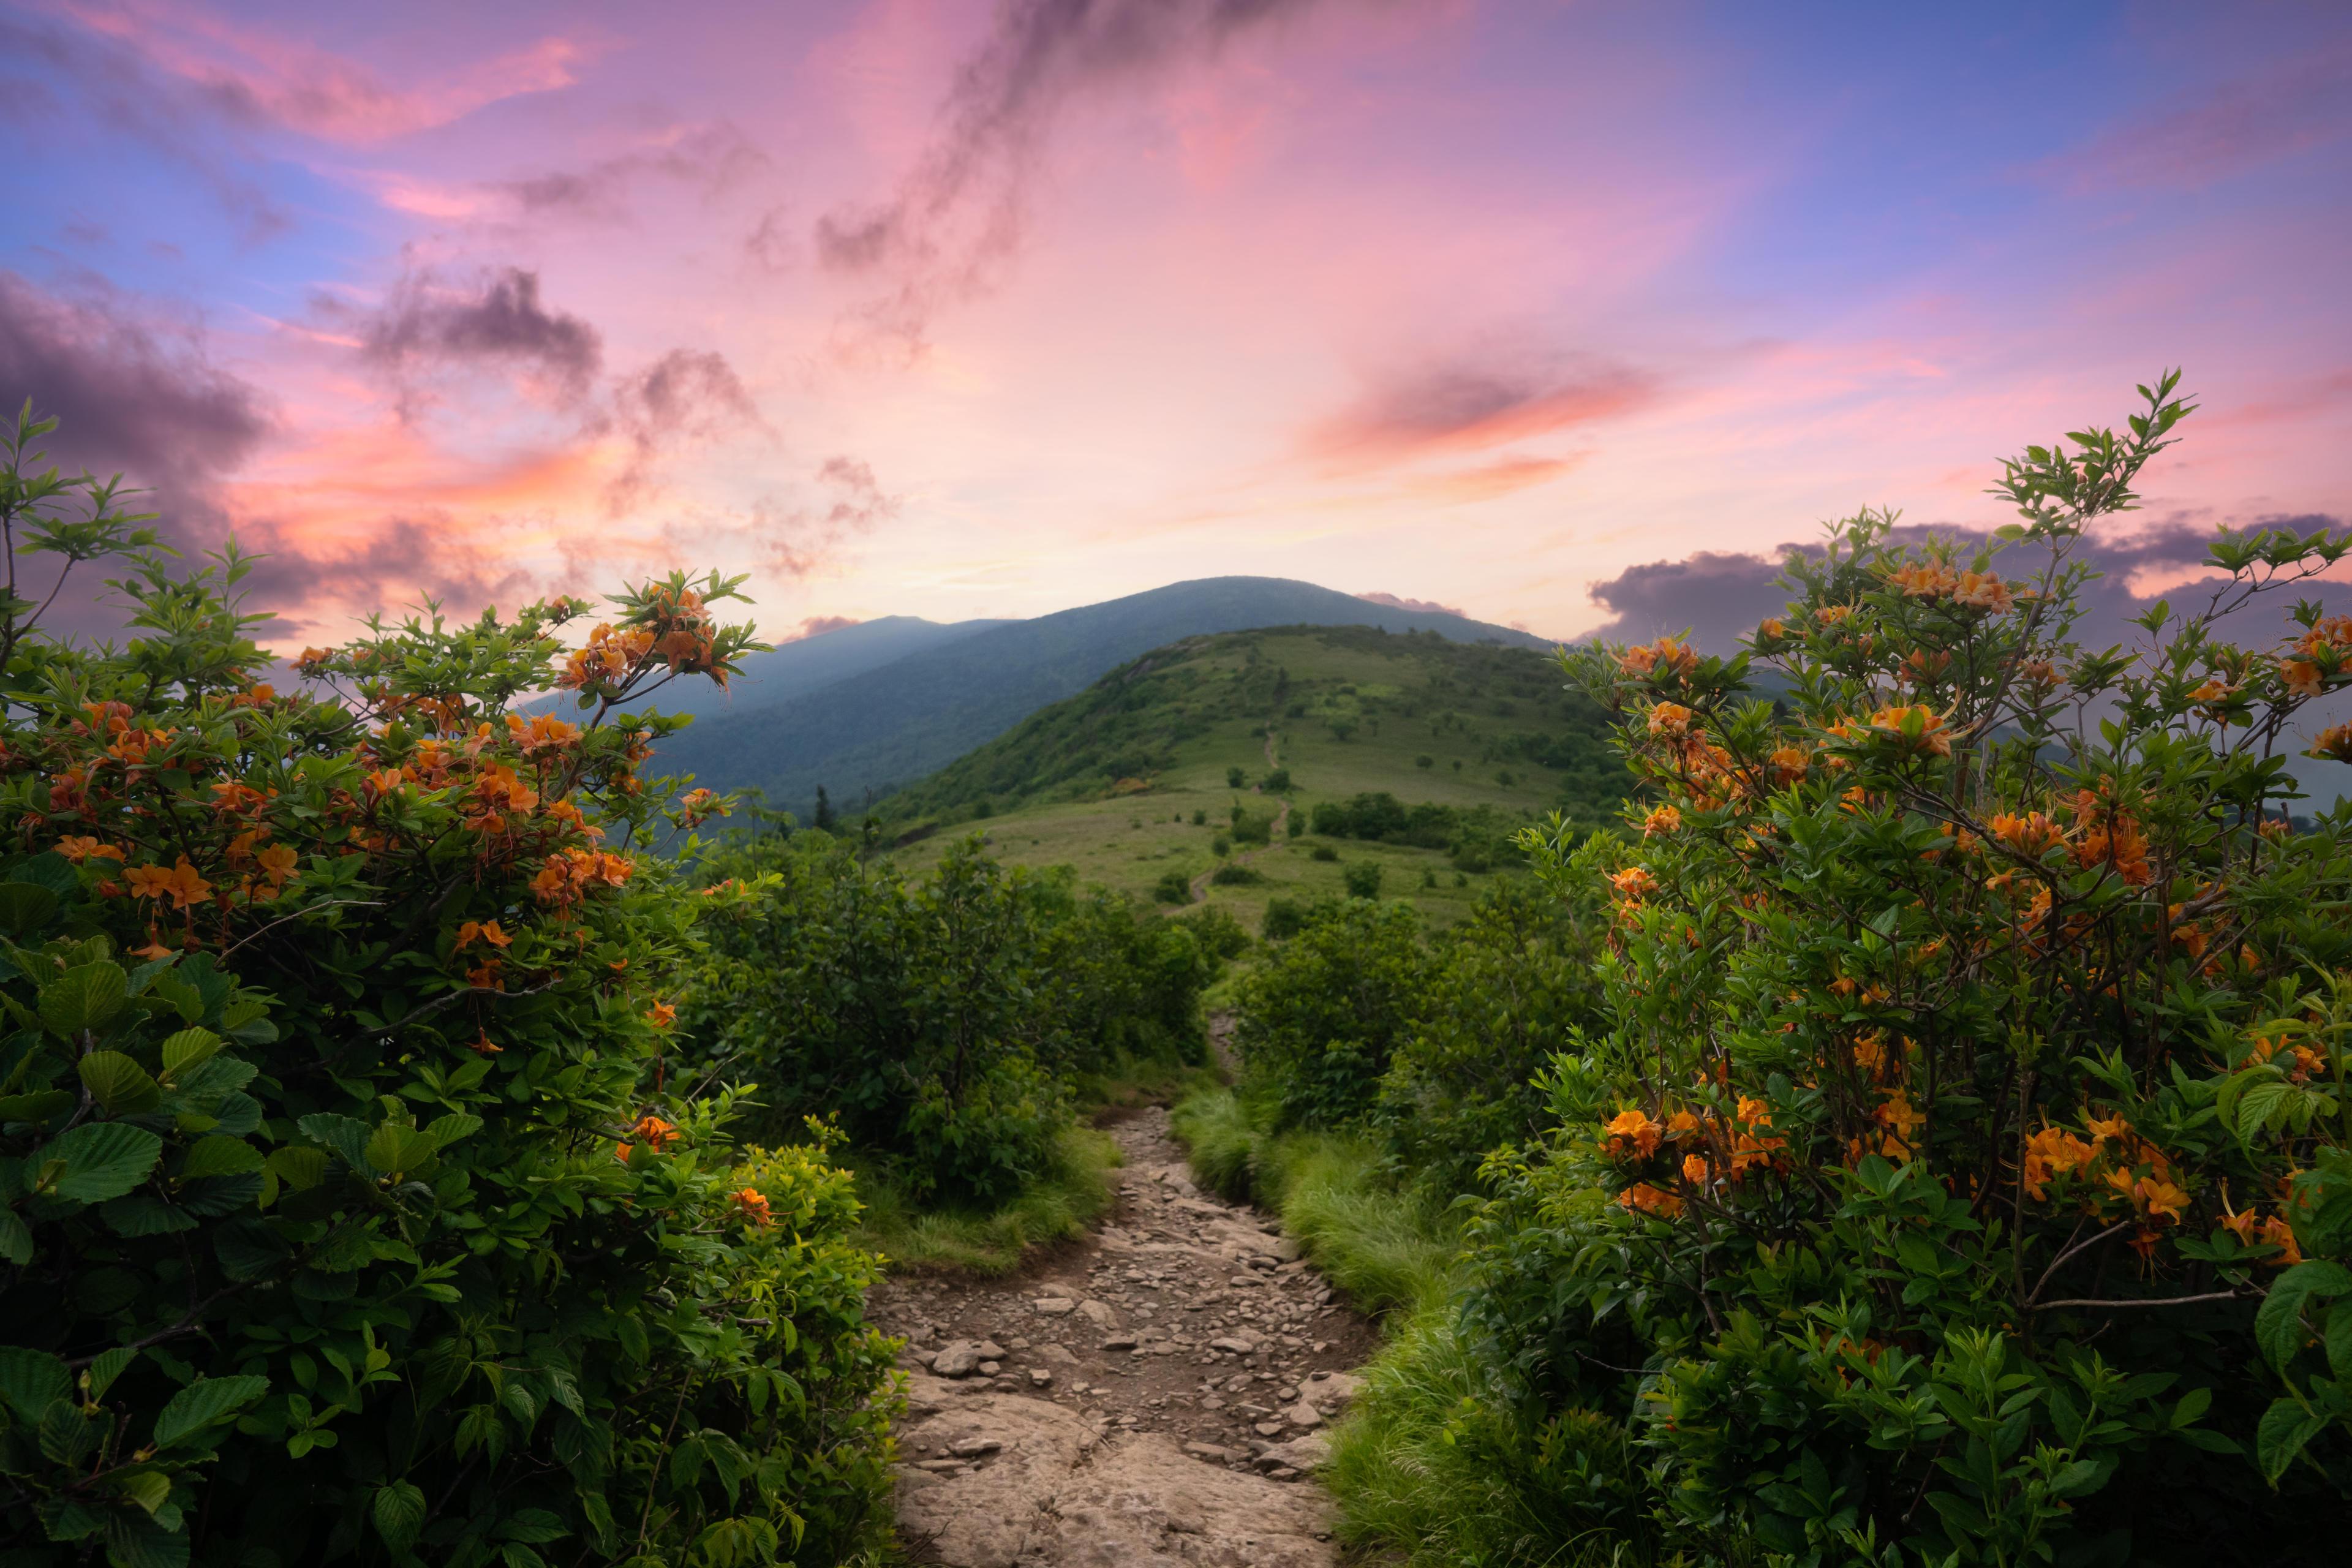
865,1105,1373,1566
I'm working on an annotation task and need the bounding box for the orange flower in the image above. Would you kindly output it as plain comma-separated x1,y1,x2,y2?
295,647,334,673
2281,658,2325,698
1952,570,2014,612
466,1030,503,1055
616,1114,681,1163
2021,1125,2097,1200
2309,722,2352,763
1887,561,1959,598
2258,1215,2303,1266
732,1188,773,1227
124,857,212,911
2084,1111,2131,1145
455,919,513,951
1663,1109,1702,1141
1641,805,1682,837
1617,1183,1684,1220
254,845,299,889
2132,1177,2188,1226
1646,703,1692,738
56,836,125,864
1681,1153,1709,1185
644,1001,677,1028
1755,617,1786,643
1602,1109,1664,1159
1989,811,2062,856
1608,866,1656,902
1767,745,1811,787
1866,704,1953,758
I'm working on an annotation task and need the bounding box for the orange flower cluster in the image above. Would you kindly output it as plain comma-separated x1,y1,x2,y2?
506,712,582,758
731,1187,773,1227
1863,704,1953,758
2219,1201,2302,1265
1989,810,2064,856
531,847,636,907
676,787,729,826
2063,791,2153,886
1640,804,1682,837
616,1114,680,1163
1646,702,1693,738
1608,866,1656,904
1617,1183,1684,1220
2307,722,2352,763
124,858,213,911
560,622,659,695
1885,561,2016,613
1602,1108,1664,1159
1618,637,1698,680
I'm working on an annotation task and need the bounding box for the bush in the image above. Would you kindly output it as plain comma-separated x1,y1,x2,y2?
1191,809,1207,826
1286,814,1304,839
688,836,1219,1204
1310,843,1338,862
1261,898,1307,941
1415,754,1434,769
1226,766,1246,788
1233,900,1426,1129
1262,768,1291,793
1343,862,1384,899
1482,375,2352,1563
1229,809,1275,846
0,410,894,1566
1210,863,1262,886
1210,834,1231,857
1153,868,1195,904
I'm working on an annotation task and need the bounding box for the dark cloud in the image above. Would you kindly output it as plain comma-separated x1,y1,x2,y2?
744,206,795,273
603,349,767,512
0,17,290,245
1357,590,1465,617
1310,354,1653,467
496,122,769,221
0,269,270,535
235,514,547,638
747,457,901,580
348,266,604,408
816,0,1336,353
1585,514,2352,657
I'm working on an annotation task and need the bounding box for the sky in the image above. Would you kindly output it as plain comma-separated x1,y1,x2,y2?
3,0,2350,649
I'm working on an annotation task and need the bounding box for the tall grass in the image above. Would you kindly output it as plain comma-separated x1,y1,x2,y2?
1170,1085,1646,1568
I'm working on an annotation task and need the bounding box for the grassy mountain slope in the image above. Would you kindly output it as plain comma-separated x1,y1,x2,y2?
885,624,1630,929
656,576,1552,816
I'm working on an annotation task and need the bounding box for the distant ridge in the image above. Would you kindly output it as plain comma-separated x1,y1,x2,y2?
657,575,1551,817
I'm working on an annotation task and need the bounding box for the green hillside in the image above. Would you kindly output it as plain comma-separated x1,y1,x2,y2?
883,624,1630,926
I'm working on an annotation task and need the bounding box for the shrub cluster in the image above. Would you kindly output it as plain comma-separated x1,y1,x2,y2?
1471,376,2352,1562
0,411,895,1566
1232,888,1598,1188
684,832,1225,1204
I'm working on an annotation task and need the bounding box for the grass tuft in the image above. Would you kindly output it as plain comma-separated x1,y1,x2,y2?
851,1123,1121,1275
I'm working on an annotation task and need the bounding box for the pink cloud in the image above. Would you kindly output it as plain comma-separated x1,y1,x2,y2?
2035,45,2352,191
58,0,590,142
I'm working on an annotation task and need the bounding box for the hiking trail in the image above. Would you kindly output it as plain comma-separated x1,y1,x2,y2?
865,1103,1374,1566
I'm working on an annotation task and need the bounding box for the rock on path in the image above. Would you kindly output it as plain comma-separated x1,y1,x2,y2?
866,1106,1375,1567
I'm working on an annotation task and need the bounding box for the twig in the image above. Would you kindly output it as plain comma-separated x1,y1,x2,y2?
2033,1289,2246,1311
221,900,385,958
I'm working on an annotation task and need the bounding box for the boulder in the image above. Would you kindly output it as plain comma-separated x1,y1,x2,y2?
932,1341,984,1378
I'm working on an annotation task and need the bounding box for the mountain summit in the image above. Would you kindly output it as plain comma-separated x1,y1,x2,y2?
656,576,1551,816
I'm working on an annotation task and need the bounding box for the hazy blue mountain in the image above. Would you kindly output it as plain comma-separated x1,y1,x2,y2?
657,576,1553,818
543,614,1006,722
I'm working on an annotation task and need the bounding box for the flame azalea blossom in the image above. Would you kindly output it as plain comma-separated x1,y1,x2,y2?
732,1188,773,1227
616,1114,681,1162
1618,1183,1684,1220
455,920,513,951
1642,805,1682,837
56,836,124,863
1602,1109,1664,1159
2281,658,2325,697
1646,703,1693,737
1608,867,1656,903
644,1001,677,1028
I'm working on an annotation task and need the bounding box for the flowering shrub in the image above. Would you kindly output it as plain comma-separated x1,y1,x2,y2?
1483,374,2352,1563
0,408,895,1567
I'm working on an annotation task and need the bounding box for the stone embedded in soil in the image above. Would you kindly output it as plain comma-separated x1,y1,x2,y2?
1283,1402,1324,1430
1033,1297,1076,1316
932,1341,983,1378
1077,1299,1117,1326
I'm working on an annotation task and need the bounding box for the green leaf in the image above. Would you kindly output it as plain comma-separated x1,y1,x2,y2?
115,1470,172,1517
156,1028,222,1082
298,1113,374,1174
101,1196,197,1236
0,881,59,938
42,1121,162,1202
499,1508,569,1544
2257,1261,2352,1370
78,1052,160,1114
372,1480,427,1554
426,1112,484,1148
0,1089,77,1124
86,1347,137,1401
0,1345,70,1422
178,1135,262,1181
213,1217,292,1280
2256,1395,2332,1483
151,1375,268,1450
40,961,128,1037
0,1208,28,1266
101,1512,189,1568
363,1123,439,1179
265,1146,329,1193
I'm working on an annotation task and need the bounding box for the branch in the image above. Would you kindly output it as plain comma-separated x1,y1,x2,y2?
2033,1289,2247,1312
220,899,385,958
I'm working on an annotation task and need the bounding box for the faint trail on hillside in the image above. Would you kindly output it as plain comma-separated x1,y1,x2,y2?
869,1106,1370,1565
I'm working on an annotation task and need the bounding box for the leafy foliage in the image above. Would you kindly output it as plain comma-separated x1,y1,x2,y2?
0,405,895,1567
684,831,1225,1203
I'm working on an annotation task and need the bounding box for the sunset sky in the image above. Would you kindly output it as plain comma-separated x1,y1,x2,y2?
4,0,2350,647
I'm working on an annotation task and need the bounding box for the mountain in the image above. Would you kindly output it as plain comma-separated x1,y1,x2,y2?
544,613,1007,722
882,622,1625,925
656,576,1553,817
